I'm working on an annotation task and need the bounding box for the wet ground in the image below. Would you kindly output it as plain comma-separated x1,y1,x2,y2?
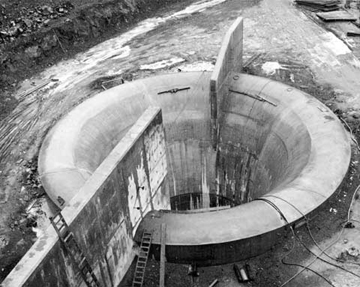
2,0,360,285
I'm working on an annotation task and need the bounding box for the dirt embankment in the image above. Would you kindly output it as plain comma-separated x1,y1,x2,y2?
0,0,183,120
0,0,185,282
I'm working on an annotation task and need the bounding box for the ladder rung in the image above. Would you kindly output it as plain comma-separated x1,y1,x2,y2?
138,258,146,261
57,223,66,231
53,215,63,223
137,267,145,270
78,257,87,267
64,232,73,242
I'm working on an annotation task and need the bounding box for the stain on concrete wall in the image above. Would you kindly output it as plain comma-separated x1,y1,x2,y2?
166,141,216,203
2,107,169,287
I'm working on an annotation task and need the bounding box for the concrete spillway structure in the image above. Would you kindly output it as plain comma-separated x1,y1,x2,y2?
2,17,350,286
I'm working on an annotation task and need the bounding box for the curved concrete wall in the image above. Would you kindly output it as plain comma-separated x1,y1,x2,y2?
136,72,350,265
37,71,350,267
39,72,315,208
39,72,214,207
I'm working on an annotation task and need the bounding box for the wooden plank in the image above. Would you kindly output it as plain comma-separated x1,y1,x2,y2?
296,0,340,6
346,24,360,36
159,223,166,287
317,10,357,22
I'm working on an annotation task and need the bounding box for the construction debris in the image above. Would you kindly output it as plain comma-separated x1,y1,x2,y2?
208,279,219,287
346,24,360,36
243,53,263,68
317,10,357,22
347,246,360,257
295,0,341,12
17,78,58,100
233,264,252,283
188,263,199,277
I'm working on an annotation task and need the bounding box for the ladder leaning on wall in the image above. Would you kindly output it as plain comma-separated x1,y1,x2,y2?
50,211,100,287
132,231,153,287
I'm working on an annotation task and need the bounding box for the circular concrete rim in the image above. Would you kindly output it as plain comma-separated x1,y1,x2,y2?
38,72,351,248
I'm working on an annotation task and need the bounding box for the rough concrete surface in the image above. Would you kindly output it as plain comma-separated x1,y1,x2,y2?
1,0,360,286
2,107,169,286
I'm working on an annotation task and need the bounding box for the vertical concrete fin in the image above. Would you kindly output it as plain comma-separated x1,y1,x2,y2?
210,17,243,148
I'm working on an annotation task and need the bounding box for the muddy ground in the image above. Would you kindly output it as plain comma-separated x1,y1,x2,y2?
2,0,360,286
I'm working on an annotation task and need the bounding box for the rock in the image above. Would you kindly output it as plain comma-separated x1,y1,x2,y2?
20,186,26,194
0,235,9,249
347,247,360,257
0,52,8,64
41,5,53,16
25,45,41,58
7,25,21,37
351,112,360,119
16,238,26,247
22,18,33,28
344,222,355,228
41,34,57,51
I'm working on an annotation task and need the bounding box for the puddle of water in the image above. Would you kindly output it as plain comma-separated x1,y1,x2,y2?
176,61,215,71
261,61,287,75
140,57,185,70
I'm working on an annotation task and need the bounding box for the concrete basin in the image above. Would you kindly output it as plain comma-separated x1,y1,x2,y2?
38,71,350,265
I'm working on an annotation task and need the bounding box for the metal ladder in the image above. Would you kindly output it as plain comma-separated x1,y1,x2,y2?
132,231,153,287
50,211,100,287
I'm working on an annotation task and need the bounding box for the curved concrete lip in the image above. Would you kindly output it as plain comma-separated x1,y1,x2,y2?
39,72,350,262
